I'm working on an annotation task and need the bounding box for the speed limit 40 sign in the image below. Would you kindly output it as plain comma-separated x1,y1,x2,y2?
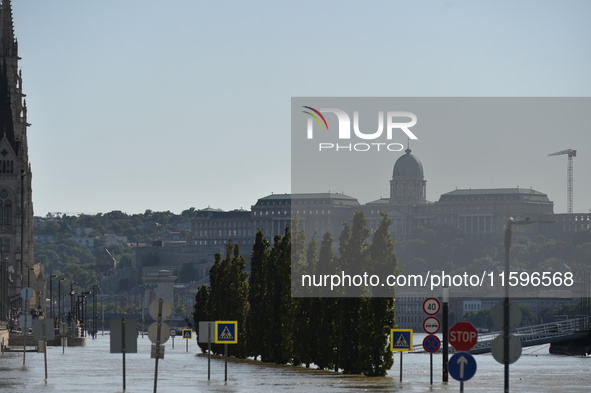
423,298,441,315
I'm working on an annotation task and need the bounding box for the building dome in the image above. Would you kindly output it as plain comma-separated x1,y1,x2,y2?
393,149,424,178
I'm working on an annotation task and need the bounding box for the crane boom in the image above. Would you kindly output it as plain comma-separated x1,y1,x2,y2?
548,149,576,157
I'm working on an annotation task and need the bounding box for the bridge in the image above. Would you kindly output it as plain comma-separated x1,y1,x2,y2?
413,316,591,354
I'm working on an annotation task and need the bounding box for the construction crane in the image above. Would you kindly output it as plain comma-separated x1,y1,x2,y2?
548,149,577,213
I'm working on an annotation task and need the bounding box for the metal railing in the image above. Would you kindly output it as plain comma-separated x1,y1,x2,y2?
412,316,591,353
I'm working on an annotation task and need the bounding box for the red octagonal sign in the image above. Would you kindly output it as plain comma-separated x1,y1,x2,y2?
449,321,478,352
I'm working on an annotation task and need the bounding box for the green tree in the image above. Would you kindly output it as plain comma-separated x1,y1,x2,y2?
246,230,270,359
357,212,397,376
207,242,249,358
315,232,339,371
189,284,211,352
337,211,370,374
292,236,317,367
266,228,293,364
358,296,395,376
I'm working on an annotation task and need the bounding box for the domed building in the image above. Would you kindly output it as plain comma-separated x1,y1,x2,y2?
362,148,432,241
362,148,558,242
390,148,427,205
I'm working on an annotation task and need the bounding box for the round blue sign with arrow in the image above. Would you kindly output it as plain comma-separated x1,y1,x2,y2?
423,335,441,353
449,352,477,382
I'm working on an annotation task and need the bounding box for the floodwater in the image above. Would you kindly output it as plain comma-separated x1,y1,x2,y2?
0,333,589,392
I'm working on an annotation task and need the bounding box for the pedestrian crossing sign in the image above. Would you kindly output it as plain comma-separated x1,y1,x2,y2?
390,329,413,351
215,321,238,344
182,329,192,339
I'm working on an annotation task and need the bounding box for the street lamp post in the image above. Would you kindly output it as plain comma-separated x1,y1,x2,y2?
82,291,90,337
70,282,76,332
75,295,80,323
92,285,100,339
58,277,64,325
49,274,56,319
503,217,553,393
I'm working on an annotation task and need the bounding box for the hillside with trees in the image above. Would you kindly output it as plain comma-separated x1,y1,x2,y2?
35,209,197,290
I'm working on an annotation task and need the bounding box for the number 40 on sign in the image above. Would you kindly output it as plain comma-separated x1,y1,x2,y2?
423,298,440,315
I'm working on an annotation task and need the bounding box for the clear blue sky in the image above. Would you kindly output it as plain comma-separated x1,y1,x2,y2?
12,0,591,216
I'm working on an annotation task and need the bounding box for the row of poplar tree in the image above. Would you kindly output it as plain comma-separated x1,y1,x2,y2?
189,211,399,377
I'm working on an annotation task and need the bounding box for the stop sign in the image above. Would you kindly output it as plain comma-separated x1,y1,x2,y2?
449,321,478,352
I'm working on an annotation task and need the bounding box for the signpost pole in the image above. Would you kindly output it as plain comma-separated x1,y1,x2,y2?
430,353,433,385
422,298,441,387
225,343,228,382
504,220,512,393
442,287,449,383
186,337,188,352
122,318,126,392
208,323,211,380
153,299,163,393
399,352,403,382
23,296,29,366
43,319,48,382
460,381,464,393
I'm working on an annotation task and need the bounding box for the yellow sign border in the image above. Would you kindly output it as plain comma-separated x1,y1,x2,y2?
181,328,193,339
215,321,238,344
390,328,413,351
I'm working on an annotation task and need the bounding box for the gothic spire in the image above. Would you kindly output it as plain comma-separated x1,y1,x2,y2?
0,0,16,57
0,57,17,153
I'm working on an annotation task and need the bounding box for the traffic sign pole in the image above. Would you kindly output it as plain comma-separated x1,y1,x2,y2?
422,297,442,386
423,335,441,386
122,318,126,392
225,343,228,382
154,299,163,393
43,319,48,382
399,352,403,382
23,296,29,366
390,329,413,382
207,323,211,380
442,287,449,383
430,353,433,385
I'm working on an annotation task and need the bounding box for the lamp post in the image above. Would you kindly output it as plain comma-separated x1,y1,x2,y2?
75,295,80,323
82,291,90,337
503,217,553,393
58,276,65,324
442,286,449,383
70,281,76,330
49,274,56,318
92,285,100,339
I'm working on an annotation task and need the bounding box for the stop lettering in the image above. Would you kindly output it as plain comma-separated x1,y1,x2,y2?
449,321,478,352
